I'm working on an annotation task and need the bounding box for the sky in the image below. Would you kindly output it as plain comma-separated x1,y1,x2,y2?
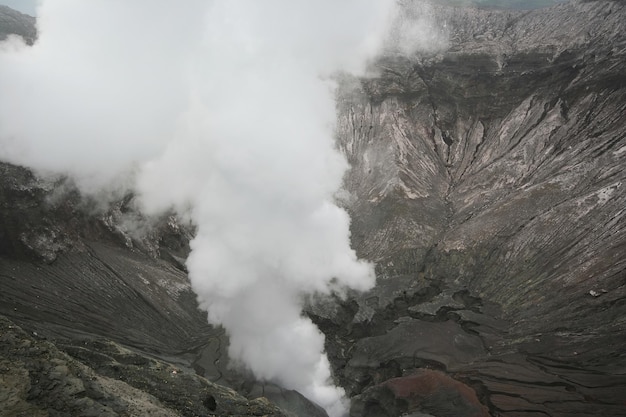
0,0,571,17
0,0,37,15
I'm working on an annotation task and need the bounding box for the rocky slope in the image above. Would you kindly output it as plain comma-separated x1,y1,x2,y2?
1,1,625,416
322,0,626,416
0,315,286,417
0,5,35,44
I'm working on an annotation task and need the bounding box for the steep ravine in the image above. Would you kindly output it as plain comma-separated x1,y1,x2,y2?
1,1,625,417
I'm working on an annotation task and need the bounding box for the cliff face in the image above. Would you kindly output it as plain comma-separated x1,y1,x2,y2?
1,1,625,417
325,1,626,415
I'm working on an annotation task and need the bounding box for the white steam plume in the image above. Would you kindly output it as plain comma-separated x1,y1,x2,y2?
0,1,400,415
137,2,393,414
390,1,449,55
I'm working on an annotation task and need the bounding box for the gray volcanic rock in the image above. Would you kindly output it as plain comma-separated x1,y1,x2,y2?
0,315,286,417
320,0,626,416
0,5,36,44
0,162,210,354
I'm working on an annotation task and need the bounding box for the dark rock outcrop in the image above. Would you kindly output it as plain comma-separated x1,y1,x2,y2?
0,5,36,44
0,315,286,417
0,162,209,354
350,369,490,417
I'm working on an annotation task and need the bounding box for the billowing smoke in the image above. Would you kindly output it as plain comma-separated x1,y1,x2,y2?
390,1,449,54
0,1,403,415
135,3,396,414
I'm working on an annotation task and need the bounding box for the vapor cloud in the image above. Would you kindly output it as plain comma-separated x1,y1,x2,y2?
0,1,403,415
136,3,396,414
0,1,451,414
390,1,449,55
0,2,206,189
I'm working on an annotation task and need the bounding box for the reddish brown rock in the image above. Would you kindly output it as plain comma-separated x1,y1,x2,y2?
351,369,490,417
